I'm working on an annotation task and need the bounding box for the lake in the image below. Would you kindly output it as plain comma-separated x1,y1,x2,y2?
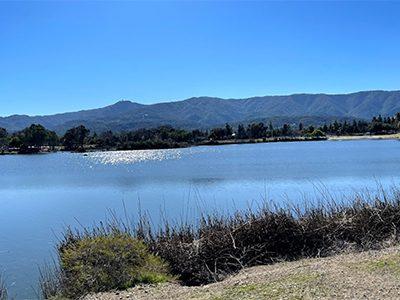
1,139,400,299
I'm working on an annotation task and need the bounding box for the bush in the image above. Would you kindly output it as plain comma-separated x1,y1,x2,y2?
44,232,170,299
41,189,400,296
143,191,400,285
309,129,326,138
145,210,305,285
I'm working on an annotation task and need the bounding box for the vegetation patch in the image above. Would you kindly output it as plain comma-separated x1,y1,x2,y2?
353,253,400,276
41,231,170,299
143,192,400,286
212,272,324,300
39,189,400,298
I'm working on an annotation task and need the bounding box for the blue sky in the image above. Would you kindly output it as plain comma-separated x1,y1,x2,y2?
1,1,400,116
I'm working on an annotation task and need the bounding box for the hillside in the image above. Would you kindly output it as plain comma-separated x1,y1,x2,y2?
1,90,400,133
84,246,400,300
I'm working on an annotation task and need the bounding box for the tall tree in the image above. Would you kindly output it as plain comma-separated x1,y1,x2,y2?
225,123,233,138
22,124,48,147
237,124,247,139
62,125,90,151
0,128,8,149
47,131,60,149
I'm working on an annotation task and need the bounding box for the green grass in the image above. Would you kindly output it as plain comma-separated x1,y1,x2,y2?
356,254,400,276
211,273,325,300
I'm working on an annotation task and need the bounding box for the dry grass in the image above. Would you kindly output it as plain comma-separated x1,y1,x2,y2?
142,189,400,286
41,188,400,298
0,275,7,300
84,246,400,300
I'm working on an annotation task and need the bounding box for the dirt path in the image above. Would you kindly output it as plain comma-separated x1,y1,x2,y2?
84,246,400,299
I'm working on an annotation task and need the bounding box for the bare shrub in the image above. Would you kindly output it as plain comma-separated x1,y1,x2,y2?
41,189,400,296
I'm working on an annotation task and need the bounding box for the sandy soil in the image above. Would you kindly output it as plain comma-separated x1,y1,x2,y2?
84,246,400,300
328,133,400,141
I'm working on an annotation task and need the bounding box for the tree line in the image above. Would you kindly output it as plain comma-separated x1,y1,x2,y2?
0,124,59,154
1,112,400,153
208,112,400,140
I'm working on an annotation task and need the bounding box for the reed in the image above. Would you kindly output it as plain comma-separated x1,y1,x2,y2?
0,274,7,300
41,187,400,297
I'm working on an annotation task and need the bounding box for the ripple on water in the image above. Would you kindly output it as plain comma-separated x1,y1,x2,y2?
85,149,185,165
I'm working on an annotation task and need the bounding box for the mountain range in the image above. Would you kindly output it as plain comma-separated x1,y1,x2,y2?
1,90,400,134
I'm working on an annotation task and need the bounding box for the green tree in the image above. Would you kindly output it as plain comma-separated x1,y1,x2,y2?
247,123,265,139
97,130,117,149
225,123,233,138
322,124,328,133
237,124,247,139
268,122,274,137
22,124,48,147
0,128,8,149
46,131,60,149
282,123,291,136
63,125,90,151
9,136,22,148
209,127,226,140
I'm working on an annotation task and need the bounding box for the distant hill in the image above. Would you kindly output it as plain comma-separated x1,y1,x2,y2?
1,90,400,134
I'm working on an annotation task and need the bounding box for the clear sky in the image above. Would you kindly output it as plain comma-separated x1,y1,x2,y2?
1,1,400,116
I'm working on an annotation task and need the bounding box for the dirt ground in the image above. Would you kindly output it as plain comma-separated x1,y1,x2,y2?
84,246,400,300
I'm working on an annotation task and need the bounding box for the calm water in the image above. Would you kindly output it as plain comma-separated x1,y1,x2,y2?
1,140,400,298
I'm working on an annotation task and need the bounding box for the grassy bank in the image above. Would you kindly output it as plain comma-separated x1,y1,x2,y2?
83,246,400,300
38,188,400,299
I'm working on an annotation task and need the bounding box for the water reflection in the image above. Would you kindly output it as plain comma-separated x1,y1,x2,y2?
86,148,184,165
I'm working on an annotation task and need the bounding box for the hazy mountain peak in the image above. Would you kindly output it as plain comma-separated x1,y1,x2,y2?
113,99,134,105
107,100,140,107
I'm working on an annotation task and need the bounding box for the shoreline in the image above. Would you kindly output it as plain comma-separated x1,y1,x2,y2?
0,137,327,155
1,134,399,156
40,189,400,299
84,246,400,300
197,136,327,146
328,133,400,141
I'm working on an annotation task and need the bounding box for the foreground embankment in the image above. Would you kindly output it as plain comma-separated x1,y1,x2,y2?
37,188,400,299
85,246,400,300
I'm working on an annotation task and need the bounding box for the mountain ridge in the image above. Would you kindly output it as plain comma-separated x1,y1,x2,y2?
1,90,399,133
